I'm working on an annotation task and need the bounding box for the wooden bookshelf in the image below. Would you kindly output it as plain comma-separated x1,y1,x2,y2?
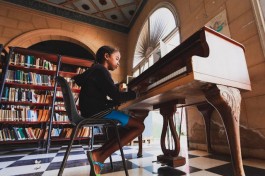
0,46,94,148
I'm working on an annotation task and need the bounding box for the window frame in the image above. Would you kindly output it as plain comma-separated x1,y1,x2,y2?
251,0,265,57
132,3,180,77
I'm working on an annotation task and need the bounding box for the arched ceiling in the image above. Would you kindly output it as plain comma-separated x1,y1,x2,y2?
4,0,147,33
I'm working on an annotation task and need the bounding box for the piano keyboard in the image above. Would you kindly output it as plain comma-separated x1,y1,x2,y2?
147,66,187,90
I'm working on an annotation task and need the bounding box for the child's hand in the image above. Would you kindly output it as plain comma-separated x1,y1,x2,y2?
119,83,128,92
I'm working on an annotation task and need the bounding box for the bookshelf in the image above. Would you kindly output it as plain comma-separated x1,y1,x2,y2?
0,46,94,150
0,44,8,102
46,52,94,152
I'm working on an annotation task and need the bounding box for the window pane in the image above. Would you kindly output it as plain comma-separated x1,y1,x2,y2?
133,6,179,76
133,69,139,77
150,8,176,44
133,21,149,67
160,32,180,57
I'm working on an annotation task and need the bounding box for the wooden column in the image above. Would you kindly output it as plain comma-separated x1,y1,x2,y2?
203,84,245,176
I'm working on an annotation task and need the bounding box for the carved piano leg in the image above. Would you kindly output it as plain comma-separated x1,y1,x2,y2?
130,110,149,158
156,103,186,167
203,85,245,176
197,103,214,153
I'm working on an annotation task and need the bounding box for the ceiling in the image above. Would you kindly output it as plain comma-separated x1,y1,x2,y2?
4,0,147,33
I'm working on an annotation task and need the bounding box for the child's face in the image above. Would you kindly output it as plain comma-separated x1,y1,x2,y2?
106,51,121,71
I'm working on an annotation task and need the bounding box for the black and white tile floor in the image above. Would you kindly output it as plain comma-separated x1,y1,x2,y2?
0,140,265,176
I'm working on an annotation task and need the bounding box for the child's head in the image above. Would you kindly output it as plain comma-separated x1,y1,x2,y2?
96,45,121,71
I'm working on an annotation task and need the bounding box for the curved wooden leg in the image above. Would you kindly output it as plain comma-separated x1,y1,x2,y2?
197,103,214,153
203,84,245,176
155,101,186,167
159,104,180,156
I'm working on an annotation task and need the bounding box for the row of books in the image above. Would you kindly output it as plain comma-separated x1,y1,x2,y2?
0,126,92,142
1,84,78,104
0,107,72,122
10,53,88,75
50,128,72,138
1,87,52,103
0,108,50,122
76,67,87,74
49,127,91,138
56,91,79,101
63,77,79,89
54,113,69,122
6,70,52,85
54,102,66,111
2,87,35,102
10,53,56,70
0,127,43,141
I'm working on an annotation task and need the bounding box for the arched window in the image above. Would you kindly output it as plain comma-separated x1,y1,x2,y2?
132,5,180,77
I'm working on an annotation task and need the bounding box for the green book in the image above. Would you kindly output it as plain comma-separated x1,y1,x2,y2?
18,128,26,139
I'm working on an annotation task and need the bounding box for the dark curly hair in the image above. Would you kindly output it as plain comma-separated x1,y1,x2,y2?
95,45,119,64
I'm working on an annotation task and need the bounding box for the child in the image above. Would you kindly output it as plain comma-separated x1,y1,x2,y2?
73,45,145,176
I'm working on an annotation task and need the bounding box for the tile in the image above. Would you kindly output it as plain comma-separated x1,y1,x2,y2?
14,172,43,176
0,143,264,176
19,153,57,160
172,164,201,174
244,165,265,176
30,149,59,155
188,156,228,169
143,163,161,174
0,151,9,155
59,145,83,151
43,165,90,176
0,163,50,175
0,156,24,162
51,153,87,163
104,168,154,176
189,170,222,176
12,148,36,152
188,154,200,159
188,150,210,157
57,148,85,153
156,166,187,175
0,152,30,158
56,150,85,157
8,158,54,167
0,161,16,169
206,163,265,176
129,156,157,167
60,144,83,148
103,154,122,163
46,159,88,171
124,152,153,160
243,158,265,169
203,154,231,162
101,160,138,174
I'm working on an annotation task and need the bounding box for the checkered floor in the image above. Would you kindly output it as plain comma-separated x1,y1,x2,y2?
0,141,265,176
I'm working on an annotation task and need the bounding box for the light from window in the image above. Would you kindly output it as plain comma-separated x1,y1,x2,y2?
132,6,179,77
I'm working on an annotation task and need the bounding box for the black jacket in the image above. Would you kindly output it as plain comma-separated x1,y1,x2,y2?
73,64,136,117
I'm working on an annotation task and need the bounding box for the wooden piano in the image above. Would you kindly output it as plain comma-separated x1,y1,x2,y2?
120,26,251,176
